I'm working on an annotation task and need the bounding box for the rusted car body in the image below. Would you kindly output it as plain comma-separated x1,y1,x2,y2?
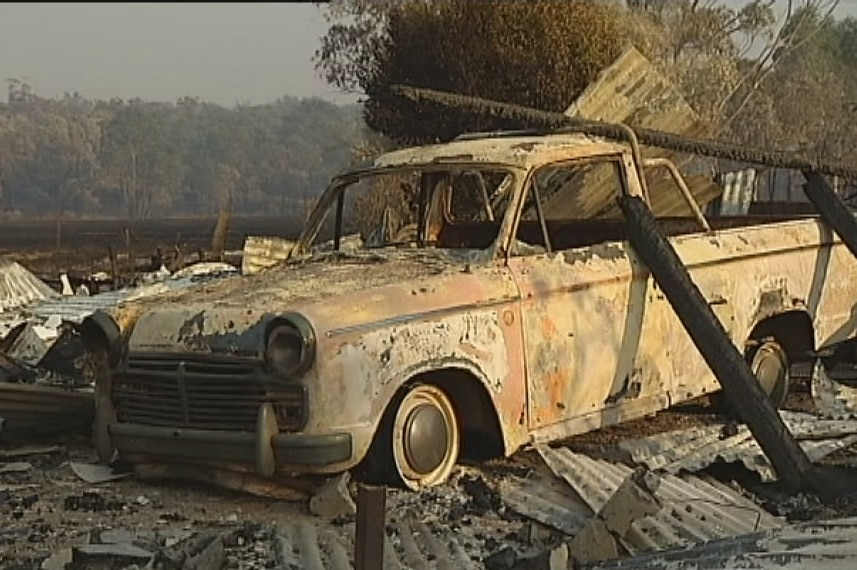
82,132,857,489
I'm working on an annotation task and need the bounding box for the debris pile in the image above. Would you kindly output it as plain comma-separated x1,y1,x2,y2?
614,410,857,483
0,258,239,443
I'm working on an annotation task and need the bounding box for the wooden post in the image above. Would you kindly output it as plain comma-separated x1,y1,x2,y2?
618,195,819,495
803,172,857,260
107,246,118,290
124,227,134,277
354,485,386,570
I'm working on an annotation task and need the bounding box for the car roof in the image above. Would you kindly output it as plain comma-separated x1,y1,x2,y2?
373,133,628,170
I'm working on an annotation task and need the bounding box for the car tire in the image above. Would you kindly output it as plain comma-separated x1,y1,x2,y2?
748,339,790,409
391,384,460,490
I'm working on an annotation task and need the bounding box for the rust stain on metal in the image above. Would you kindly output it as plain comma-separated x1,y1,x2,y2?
92,118,857,488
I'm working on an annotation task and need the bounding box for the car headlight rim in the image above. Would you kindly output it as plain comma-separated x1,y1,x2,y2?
265,313,316,377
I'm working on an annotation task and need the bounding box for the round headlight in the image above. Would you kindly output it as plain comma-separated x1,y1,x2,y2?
265,314,316,377
79,310,122,366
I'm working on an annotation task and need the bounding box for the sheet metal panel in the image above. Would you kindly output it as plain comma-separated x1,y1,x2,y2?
617,411,857,482
536,446,782,554
0,260,59,312
587,517,857,570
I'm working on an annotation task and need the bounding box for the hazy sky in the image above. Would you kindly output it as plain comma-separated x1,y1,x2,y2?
1,2,855,108
0,3,346,106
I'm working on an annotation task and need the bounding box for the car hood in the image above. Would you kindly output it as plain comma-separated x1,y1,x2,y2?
112,249,505,355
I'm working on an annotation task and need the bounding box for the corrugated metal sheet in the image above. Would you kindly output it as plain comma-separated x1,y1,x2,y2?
241,235,295,276
0,315,26,343
274,521,351,570
272,517,482,570
382,519,480,570
618,411,857,482
499,471,591,535
586,517,857,570
0,259,59,312
536,446,782,555
0,382,94,443
717,169,758,215
554,46,720,221
20,269,238,325
170,262,238,280
565,47,704,137
241,234,369,276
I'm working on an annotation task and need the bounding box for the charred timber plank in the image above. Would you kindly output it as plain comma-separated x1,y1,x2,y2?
803,172,857,260
391,85,857,181
616,194,815,494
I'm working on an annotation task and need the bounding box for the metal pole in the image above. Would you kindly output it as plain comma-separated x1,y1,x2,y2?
354,484,386,570
390,84,857,181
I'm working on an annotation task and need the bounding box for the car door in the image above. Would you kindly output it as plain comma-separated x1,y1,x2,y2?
506,154,674,435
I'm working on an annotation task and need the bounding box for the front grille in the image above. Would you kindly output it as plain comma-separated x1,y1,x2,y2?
112,355,306,432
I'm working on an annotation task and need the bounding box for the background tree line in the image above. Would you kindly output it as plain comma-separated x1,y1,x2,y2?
2,1,855,221
0,82,366,219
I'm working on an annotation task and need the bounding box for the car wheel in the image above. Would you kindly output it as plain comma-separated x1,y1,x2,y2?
391,384,460,490
749,339,790,409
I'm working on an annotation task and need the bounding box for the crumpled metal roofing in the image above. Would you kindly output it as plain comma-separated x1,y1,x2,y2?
498,471,591,535
20,268,239,325
536,446,782,555
586,517,857,570
558,46,721,221
0,259,60,312
565,47,704,137
273,516,483,569
617,410,857,483
0,382,94,443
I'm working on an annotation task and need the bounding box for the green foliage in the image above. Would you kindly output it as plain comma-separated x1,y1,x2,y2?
317,0,638,143
0,82,366,219
316,0,856,166
741,8,857,162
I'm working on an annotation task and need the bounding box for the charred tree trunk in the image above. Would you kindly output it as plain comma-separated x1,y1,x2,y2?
617,194,817,494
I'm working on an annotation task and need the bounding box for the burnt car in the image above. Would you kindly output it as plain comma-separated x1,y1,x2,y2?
81,131,857,489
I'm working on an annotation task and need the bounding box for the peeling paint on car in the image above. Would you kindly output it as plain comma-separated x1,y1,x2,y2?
94,131,857,483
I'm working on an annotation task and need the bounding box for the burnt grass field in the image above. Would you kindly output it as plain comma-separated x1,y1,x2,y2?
0,215,304,282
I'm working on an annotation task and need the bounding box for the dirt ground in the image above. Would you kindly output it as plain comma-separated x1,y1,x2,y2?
0,216,301,284
3,398,857,570
0,434,299,569
0,434,540,570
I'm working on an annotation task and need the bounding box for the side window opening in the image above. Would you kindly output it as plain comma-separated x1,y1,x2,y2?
432,169,516,249
312,167,516,253
512,158,628,255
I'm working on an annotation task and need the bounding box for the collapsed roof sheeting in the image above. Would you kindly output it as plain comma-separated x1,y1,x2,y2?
20,266,239,325
550,46,721,220
586,517,857,570
617,411,857,483
536,446,782,555
0,382,94,443
498,470,592,536
0,259,60,312
242,235,296,276
564,47,706,138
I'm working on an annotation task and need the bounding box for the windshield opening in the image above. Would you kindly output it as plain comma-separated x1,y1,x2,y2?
301,166,518,255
